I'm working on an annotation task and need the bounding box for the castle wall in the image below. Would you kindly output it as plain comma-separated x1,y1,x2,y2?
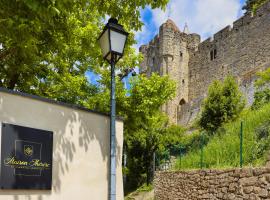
189,2,270,102
140,1,270,125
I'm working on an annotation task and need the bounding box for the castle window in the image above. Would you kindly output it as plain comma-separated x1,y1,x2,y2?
177,99,187,121
179,99,186,106
210,49,217,61
182,79,185,84
214,49,217,59
180,52,183,57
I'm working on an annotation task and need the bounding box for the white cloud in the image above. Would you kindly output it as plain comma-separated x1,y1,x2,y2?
151,0,242,40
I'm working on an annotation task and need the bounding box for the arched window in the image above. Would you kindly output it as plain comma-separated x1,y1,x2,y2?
177,99,187,122
179,99,186,106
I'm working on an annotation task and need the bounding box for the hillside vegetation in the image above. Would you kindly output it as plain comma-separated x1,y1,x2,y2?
175,103,270,170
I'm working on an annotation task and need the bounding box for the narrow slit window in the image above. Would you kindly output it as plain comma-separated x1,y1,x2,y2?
210,51,214,61
180,52,183,57
214,49,217,59
210,49,217,61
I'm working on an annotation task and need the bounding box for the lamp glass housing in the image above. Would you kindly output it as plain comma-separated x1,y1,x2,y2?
98,18,128,63
99,29,110,60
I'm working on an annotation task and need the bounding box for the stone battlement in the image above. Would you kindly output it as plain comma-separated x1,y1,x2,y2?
197,0,270,53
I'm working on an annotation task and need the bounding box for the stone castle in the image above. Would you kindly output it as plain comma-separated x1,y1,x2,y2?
139,1,270,125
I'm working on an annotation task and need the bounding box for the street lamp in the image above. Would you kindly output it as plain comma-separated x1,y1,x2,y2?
98,18,128,200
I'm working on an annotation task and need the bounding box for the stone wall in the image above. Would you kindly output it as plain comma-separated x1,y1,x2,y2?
155,168,270,200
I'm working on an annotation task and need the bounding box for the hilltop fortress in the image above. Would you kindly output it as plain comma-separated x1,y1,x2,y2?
139,1,270,125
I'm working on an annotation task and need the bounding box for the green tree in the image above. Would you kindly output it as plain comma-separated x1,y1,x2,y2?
199,76,245,133
126,113,168,187
84,72,176,188
123,74,176,188
243,0,268,13
162,125,186,148
252,68,270,109
0,0,168,104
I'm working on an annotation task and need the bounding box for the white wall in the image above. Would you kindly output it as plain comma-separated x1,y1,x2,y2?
0,91,124,200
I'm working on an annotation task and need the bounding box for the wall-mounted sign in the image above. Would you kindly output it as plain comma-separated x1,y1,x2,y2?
0,123,53,189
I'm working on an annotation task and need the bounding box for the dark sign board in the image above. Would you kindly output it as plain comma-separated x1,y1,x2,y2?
0,123,53,190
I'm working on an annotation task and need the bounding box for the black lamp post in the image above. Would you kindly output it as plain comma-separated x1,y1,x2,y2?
98,18,128,200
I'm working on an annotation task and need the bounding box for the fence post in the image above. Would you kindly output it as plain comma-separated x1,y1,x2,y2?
240,121,243,168
179,145,182,169
200,132,204,169
153,152,156,172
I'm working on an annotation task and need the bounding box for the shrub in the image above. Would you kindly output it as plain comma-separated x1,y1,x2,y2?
199,76,245,133
252,68,270,109
255,121,270,157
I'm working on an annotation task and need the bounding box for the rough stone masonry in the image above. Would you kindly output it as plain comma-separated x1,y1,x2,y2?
155,168,270,200
139,1,270,125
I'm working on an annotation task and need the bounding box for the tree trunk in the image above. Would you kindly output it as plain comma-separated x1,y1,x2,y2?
146,152,155,185
7,73,19,89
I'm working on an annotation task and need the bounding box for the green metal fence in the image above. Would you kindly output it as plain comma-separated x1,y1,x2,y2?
155,121,250,171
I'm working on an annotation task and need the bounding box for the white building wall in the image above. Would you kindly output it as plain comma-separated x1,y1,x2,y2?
0,90,124,200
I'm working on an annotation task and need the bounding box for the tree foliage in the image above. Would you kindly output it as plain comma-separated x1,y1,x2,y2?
199,76,245,133
252,68,270,109
0,0,168,104
123,74,176,188
243,0,268,13
83,72,177,188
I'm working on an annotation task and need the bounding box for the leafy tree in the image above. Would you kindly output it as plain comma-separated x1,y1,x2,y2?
84,72,176,188
162,125,186,148
0,0,168,104
243,0,268,13
252,68,270,109
199,76,245,133
126,113,168,187
255,121,270,157
123,74,176,188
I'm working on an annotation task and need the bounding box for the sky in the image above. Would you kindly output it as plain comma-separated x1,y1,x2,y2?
88,0,247,86
135,0,247,50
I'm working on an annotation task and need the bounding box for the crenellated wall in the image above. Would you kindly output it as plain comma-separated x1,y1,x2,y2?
189,2,270,102
140,0,270,125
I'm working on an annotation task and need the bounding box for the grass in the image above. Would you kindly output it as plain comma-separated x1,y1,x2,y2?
175,103,270,170
124,184,153,200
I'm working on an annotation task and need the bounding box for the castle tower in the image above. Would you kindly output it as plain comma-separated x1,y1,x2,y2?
140,19,200,124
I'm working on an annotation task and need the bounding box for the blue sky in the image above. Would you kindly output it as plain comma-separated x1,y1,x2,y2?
89,0,247,86
135,0,247,50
